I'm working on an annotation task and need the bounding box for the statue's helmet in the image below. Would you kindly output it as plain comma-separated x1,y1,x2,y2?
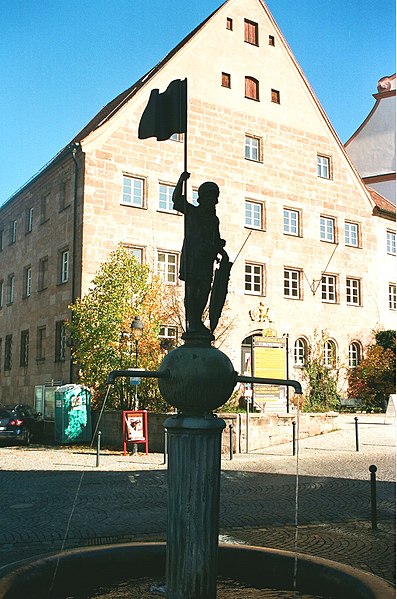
197,181,219,204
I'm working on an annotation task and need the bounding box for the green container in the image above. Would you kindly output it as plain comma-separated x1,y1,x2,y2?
54,385,92,444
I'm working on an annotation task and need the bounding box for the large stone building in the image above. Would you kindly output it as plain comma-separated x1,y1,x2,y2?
0,0,395,409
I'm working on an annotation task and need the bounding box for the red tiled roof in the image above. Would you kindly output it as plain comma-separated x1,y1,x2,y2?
367,186,396,216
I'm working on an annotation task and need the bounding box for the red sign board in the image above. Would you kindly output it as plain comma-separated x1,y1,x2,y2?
122,410,148,455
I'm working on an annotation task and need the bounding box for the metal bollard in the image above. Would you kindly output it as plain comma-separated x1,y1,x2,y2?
369,465,378,530
96,431,101,467
292,421,296,456
229,424,233,461
163,429,168,465
354,417,359,452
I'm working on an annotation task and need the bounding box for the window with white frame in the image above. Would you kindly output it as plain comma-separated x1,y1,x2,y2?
283,208,299,236
346,277,361,306
389,283,396,310
158,184,176,212
159,325,178,350
321,274,337,303
245,135,260,161
284,269,301,299
349,342,361,367
6,273,14,304
60,250,69,283
127,246,143,264
294,338,307,367
323,340,336,368
24,266,32,298
26,207,34,233
317,155,330,179
320,216,335,242
122,175,144,207
245,262,263,295
157,251,178,284
245,200,263,229
387,230,396,255
345,222,359,247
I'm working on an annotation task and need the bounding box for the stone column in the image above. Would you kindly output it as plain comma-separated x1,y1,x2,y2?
164,414,225,599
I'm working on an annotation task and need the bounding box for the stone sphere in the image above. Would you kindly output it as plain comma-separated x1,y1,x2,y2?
158,345,237,415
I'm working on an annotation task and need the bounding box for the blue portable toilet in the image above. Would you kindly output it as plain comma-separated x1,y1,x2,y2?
54,384,92,444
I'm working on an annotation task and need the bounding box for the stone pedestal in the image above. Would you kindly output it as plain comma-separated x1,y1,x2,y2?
164,414,225,599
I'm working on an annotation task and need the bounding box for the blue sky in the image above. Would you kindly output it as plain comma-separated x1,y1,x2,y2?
0,0,395,205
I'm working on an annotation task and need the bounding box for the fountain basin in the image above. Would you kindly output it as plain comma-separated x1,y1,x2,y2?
0,542,394,598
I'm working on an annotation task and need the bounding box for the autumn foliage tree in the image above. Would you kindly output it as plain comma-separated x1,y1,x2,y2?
347,330,396,411
67,245,171,411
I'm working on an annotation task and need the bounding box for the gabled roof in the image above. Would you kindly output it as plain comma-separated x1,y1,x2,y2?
367,186,396,219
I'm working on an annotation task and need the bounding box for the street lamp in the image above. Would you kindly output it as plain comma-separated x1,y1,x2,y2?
130,316,144,410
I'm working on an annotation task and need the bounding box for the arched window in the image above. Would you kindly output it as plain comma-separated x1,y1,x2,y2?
323,340,336,368
294,338,307,367
245,76,259,101
349,342,362,367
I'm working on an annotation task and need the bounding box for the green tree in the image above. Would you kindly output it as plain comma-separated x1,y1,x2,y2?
67,245,169,411
348,330,396,411
301,331,341,412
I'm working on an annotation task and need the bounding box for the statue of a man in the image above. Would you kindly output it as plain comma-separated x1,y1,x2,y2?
172,171,227,337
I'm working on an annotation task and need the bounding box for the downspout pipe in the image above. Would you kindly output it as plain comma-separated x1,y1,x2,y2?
69,143,80,383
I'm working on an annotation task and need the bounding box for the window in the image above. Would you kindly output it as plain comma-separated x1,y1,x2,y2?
226,17,233,30
26,207,34,233
269,35,275,46
0,279,3,308
126,246,143,264
41,192,50,223
317,155,330,179
345,222,359,247
158,252,178,284
321,274,337,303
324,340,336,368
0,229,3,251
55,321,66,362
245,200,263,229
271,89,280,104
349,342,361,367
24,266,32,298
245,77,259,101
294,338,307,367
387,230,396,255
4,334,12,371
245,135,260,161
244,19,259,45
320,216,335,242
245,263,263,295
9,220,17,244
20,330,29,367
284,269,301,299
6,274,14,305
60,179,71,210
389,284,396,310
283,208,299,236
122,175,144,207
38,256,48,291
60,250,69,284
222,72,231,88
36,326,46,361
346,278,361,306
158,184,176,212
159,325,178,350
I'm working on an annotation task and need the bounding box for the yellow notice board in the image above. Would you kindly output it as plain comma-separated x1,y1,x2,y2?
253,339,286,401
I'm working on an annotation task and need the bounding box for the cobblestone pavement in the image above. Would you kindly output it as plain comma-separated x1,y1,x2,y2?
0,414,395,586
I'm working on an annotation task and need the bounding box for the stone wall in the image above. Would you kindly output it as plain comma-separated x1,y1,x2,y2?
92,410,339,455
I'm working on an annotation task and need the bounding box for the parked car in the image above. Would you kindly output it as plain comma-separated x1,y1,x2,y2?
0,405,43,445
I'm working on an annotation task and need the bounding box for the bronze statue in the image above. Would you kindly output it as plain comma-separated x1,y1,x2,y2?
172,171,231,338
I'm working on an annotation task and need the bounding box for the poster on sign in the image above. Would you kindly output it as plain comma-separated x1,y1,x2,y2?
122,410,148,455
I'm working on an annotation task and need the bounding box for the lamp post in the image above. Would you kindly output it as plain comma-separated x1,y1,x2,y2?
130,316,144,411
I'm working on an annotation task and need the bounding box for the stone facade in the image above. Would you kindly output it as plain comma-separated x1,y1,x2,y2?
0,0,395,407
